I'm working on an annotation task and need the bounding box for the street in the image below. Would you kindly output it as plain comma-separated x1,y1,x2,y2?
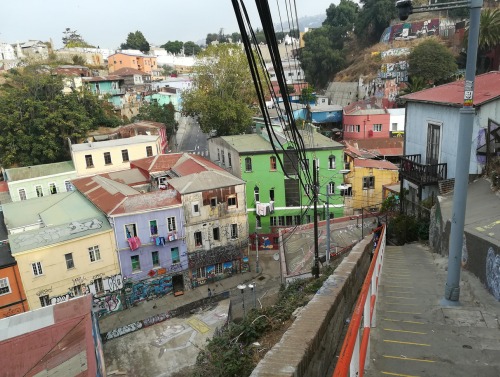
172,116,209,157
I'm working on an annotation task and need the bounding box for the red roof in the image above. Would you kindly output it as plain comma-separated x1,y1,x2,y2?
0,181,9,193
354,159,398,170
0,295,100,376
402,71,500,106
343,138,404,157
112,67,151,76
131,154,183,173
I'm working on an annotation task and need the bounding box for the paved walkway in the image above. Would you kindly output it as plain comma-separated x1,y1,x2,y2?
365,244,500,377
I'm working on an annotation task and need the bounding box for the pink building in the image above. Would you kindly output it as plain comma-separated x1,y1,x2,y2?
342,100,390,140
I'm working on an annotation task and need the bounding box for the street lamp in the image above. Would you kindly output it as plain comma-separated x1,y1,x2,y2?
254,232,260,273
248,282,257,309
396,0,483,302
237,284,247,318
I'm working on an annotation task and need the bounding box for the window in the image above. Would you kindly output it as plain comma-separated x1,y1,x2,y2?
167,217,177,231
39,295,50,307
18,189,27,201
210,197,217,207
122,149,129,162
71,284,85,297
94,277,104,294
245,157,252,172
149,220,158,235
270,216,277,226
328,182,335,195
32,262,43,276
221,152,225,165
278,216,285,226
228,153,232,167
64,181,73,192
104,152,112,165
355,125,360,132
270,156,277,171
215,263,223,274
65,253,74,269
88,245,101,262
270,189,275,201
227,195,237,208
391,122,398,131
363,176,375,189
125,223,137,238
49,183,57,195
152,251,160,267
256,215,261,229
217,148,220,161
0,278,11,295
328,155,336,170
131,255,141,271
192,202,200,216
85,154,94,168
196,267,206,278
254,186,260,202
146,146,153,157
373,124,382,132
171,247,180,264
35,185,44,197
294,215,301,225
213,227,220,241
286,216,293,226
194,231,203,247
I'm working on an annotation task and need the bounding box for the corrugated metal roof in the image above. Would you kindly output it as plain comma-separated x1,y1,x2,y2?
221,134,274,153
402,71,500,106
343,138,404,157
71,135,158,152
5,161,75,182
131,154,183,173
169,170,245,194
82,75,123,83
354,159,398,170
112,67,151,76
0,295,95,376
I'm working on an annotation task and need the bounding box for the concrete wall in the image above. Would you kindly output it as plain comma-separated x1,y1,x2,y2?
250,237,372,377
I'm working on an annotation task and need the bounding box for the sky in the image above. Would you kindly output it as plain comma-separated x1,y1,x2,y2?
1,0,339,49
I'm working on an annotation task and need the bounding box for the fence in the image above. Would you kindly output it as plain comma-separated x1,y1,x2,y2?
332,225,386,377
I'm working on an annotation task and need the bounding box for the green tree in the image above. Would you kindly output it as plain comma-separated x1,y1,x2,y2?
231,32,241,43
133,102,176,136
161,64,176,76
465,8,500,73
72,55,86,65
62,28,95,48
299,86,316,105
354,0,396,46
0,66,121,167
300,27,346,89
161,40,183,54
408,39,458,85
206,33,218,45
183,41,201,56
181,44,262,136
324,0,359,49
121,31,150,52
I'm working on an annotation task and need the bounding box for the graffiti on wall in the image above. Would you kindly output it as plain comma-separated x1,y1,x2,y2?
93,293,122,318
476,119,500,168
188,244,243,269
486,248,500,300
380,18,441,43
127,275,173,304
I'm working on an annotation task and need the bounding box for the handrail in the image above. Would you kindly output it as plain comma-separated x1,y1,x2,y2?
333,225,386,377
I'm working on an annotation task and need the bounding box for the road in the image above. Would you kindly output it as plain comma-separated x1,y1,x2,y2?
173,116,209,157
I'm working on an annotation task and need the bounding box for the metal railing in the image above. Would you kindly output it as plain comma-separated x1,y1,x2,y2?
333,225,386,377
400,154,447,185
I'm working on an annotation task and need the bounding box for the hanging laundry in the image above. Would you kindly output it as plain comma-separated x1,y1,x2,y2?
256,203,267,216
159,237,166,245
269,201,275,213
127,236,142,251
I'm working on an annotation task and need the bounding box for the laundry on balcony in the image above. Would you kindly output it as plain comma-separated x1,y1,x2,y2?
151,236,166,246
256,202,273,216
168,232,177,242
127,236,142,251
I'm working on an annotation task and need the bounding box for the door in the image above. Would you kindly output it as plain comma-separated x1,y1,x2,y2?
426,123,441,165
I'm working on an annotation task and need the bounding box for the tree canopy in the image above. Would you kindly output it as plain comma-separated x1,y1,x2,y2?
408,39,458,85
133,102,177,136
62,28,95,48
161,40,183,54
183,41,202,56
354,0,396,46
0,66,122,167
181,44,261,136
121,31,150,52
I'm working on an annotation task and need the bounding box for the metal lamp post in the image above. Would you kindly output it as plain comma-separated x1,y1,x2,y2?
237,284,246,318
248,282,257,309
255,232,260,273
396,0,483,302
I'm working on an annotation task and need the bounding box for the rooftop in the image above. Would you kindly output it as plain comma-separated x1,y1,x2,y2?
402,71,500,107
168,170,245,194
82,75,124,83
112,67,152,76
353,159,398,170
343,138,404,158
71,135,158,152
4,161,75,182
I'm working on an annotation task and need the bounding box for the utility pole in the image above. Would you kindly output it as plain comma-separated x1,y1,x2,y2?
326,185,331,265
255,232,260,273
312,159,320,278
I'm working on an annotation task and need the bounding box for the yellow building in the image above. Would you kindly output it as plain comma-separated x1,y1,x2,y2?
343,159,399,215
108,52,157,74
71,135,162,177
2,192,122,313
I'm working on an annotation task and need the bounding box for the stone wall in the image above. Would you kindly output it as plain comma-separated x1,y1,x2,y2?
250,238,372,377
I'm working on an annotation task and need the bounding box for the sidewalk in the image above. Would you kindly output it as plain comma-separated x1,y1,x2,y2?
365,243,500,377
99,251,280,334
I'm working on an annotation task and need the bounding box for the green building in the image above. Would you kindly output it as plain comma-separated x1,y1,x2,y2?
208,126,345,249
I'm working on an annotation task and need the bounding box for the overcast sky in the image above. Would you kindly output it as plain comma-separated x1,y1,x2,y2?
1,0,339,49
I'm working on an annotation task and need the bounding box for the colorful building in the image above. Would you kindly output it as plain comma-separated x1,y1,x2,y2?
0,212,28,318
343,99,391,140
208,126,344,249
82,75,126,108
108,52,157,74
2,192,121,313
72,168,188,306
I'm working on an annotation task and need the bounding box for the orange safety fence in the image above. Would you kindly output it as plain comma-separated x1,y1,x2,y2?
332,225,386,377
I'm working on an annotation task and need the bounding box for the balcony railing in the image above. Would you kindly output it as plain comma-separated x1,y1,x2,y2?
400,154,447,186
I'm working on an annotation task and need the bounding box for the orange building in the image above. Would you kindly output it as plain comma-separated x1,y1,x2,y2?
0,213,28,318
108,52,157,74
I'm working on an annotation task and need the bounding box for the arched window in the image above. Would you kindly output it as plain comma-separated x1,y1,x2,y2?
270,156,277,171
245,157,252,172
254,186,260,202
328,155,336,169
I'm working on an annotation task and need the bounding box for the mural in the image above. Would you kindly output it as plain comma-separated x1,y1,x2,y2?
476,119,500,169
380,18,441,43
126,275,173,305
486,248,500,300
93,293,122,318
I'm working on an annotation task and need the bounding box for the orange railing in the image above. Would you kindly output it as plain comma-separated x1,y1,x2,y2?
333,225,386,377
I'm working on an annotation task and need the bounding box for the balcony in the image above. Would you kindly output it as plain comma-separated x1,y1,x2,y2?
400,154,447,186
